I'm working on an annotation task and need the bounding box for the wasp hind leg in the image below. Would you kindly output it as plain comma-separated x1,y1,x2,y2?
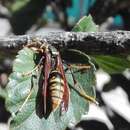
67,65,99,105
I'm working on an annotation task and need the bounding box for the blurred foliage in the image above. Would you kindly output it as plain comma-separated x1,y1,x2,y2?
72,15,98,32
92,55,130,74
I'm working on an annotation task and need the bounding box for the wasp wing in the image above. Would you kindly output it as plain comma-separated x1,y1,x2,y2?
57,54,70,113
42,51,51,116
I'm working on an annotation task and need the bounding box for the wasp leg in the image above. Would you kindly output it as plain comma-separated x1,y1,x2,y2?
12,90,32,117
12,75,35,117
68,64,91,69
22,65,40,77
22,56,44,77
25,40,48,53
13,88,33,116
67,65,99,105
73,82,99,105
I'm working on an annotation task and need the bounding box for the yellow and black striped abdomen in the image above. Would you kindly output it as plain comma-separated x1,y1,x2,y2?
48,70,64,111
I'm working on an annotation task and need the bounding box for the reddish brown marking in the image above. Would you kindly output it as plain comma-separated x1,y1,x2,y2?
56,53,70,112
42,51,51,115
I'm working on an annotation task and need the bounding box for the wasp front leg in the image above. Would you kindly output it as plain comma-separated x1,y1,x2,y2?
22,56,44,77
22,41,49,77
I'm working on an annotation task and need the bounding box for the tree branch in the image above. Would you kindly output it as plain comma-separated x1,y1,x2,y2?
0,31,130,54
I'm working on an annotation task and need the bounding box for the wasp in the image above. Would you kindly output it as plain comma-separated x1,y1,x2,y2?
43,45,70,117
21,40,70,117
15,40,98,118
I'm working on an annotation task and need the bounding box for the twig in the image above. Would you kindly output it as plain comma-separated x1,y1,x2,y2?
0,31,130,54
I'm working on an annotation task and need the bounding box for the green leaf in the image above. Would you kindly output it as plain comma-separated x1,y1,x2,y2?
92,55,130,74
5,47,96,130
6,48,38,127
72,15,98,32
72,15,130,73
13,47,36,73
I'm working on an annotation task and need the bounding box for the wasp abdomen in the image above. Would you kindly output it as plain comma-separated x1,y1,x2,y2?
48,70,64,111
